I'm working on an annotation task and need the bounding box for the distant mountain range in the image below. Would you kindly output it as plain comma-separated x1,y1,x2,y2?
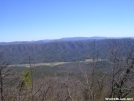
0,36,133,45
0,37,134,64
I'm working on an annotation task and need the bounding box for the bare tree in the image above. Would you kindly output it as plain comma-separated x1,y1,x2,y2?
108,40,134,100
0,52,17,101
79,40,108,101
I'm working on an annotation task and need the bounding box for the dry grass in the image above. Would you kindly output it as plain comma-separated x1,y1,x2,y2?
9,58,103,68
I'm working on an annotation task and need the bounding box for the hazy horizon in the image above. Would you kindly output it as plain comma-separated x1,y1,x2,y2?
0,36,134,43
0,0,134,42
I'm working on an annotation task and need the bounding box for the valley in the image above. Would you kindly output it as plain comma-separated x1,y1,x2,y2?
0,38,134,101
10,58,101,68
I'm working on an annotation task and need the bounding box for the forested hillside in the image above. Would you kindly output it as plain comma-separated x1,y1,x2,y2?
0,38,134,101
0,39,133,64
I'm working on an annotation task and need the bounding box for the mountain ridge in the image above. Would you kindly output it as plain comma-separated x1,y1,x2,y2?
1,36,134,45
0,36,107,45
0,38,133,64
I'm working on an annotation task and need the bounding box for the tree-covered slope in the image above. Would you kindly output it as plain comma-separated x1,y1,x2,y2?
0,39,133,64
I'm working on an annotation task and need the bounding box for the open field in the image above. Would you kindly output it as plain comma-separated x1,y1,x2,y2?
10,61,70,67
9,58,103,68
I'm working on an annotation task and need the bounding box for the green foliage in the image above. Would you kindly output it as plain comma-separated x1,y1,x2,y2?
21,70,32,90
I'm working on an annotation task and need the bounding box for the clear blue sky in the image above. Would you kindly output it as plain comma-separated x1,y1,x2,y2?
0,0,134,42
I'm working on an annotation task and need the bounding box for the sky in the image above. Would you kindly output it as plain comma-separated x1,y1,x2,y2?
0,0,134,42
